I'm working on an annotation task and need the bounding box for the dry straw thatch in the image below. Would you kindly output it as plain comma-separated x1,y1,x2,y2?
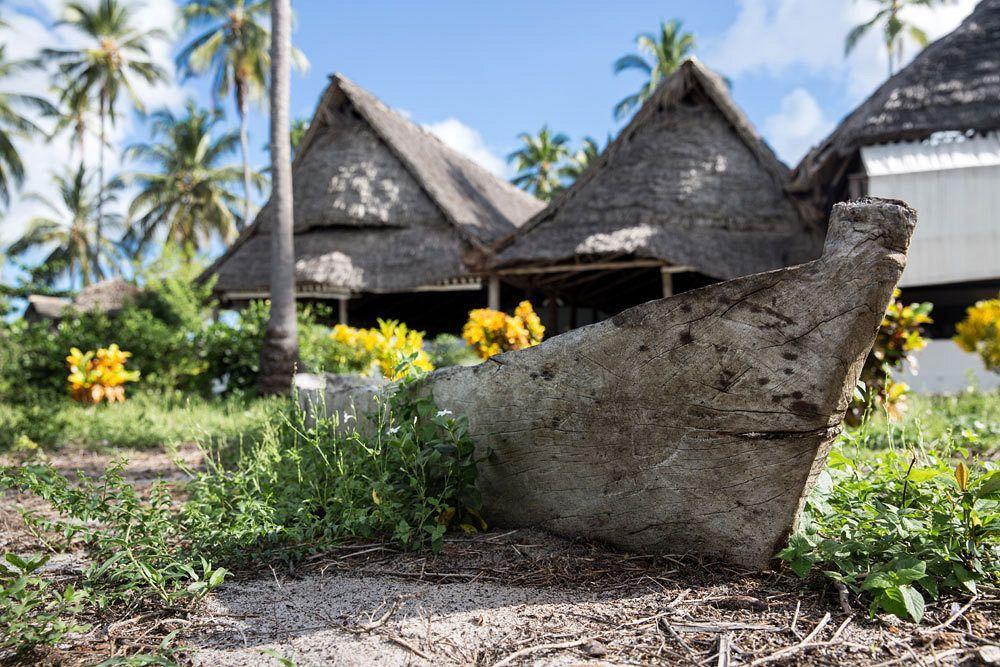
495,58,823,280
205,75,543,298
792,0,1000,193
25,278,141,322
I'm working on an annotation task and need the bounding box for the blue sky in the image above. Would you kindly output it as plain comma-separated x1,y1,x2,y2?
0,0,980,270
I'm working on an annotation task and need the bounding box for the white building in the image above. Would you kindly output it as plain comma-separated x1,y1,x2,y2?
790,0,1000,392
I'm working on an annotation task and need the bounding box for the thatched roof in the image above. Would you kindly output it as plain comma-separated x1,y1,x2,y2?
24,295,71,322
495,59,822,280
25,278,141,322
792,0,1000,190
206,74,543,297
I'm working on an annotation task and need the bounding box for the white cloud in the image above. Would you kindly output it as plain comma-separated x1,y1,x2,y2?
422,118,507,177
763,88,835,165
0,0,183,252
708,0,978,99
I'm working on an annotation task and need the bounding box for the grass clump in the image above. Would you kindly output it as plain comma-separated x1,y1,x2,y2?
0,391,277,451
779,427,1000,623
0,366,486,658
854,388,1000,455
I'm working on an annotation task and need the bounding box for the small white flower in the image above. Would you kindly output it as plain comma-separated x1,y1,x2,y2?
388,425,401,435
436,409,452,417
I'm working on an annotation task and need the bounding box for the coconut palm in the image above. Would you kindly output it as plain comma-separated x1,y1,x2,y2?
44,80,103,163
257,0,297,395
40,0,168,247
613,19,695,121
845,0,954,76
507,126,570,201
289,116,308,158
0,46,56,207
560,136,602,184
177,0,308,229
124,101,257,255
7,166,122,288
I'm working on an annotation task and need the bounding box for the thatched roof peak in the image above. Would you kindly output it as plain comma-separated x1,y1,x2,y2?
294,73,544,248
495,58,820,279
25,278,141,321
792,0,1000,188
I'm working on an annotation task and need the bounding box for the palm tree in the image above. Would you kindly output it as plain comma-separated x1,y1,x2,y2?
7,166,121,288
845,0,953,76
40,0,168,249
289,117,308,158
0,47,56,207
560,136,602,184
177,0,308,230
613,19,695,121
44,80,103,164
124,101,255,255
507,126,570,201
257,0,297,395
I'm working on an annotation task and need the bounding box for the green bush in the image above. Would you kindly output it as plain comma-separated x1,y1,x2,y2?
1,554,89,657
427,333,480,368
779,436,1000,623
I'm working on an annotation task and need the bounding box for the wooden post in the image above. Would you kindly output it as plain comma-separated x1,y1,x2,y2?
661,267,674,298
487,275,500,310
338,297,348,325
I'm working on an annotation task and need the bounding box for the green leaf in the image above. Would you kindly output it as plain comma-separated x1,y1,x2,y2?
906,468,940,483
898,584,925,623
952,563,977,594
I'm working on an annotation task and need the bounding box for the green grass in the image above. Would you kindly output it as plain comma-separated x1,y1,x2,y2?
849,388,1000,456
0,391,279,452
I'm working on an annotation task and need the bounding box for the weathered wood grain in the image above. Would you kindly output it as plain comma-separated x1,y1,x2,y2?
298,197,916,567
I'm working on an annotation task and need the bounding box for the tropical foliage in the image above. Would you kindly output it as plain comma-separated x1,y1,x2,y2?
177,0,307,228
319,320,434,380
560,136,601,182
954,295,1000,373
845,0,954,76
612,19,695,120
0,47,55,207
7,166,121,288
463,301,545,360
849,289,933,424
507,126,570,201
40,0,168,245
124,101,253,253
65,344,140,404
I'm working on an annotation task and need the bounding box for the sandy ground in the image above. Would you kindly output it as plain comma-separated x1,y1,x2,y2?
3,447,998,666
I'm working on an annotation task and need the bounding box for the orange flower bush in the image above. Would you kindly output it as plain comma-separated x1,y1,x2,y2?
953,295,1000,373
462,301,545,360
327,319,433,380
66,344,141,404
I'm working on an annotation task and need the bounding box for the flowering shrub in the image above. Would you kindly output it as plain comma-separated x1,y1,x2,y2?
849,289,933,424
325,320,433,380
953,295,1000,373
66,345,140,404
462,301,545,360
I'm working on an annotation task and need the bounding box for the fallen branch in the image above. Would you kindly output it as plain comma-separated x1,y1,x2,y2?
492,637,595,667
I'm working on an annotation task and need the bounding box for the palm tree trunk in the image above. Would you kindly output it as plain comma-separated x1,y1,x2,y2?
97,90,107,267
237,85,253,231
257,0,299,396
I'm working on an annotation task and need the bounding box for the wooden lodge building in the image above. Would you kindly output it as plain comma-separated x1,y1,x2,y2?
204,74,543,334
490,59,823,333
790,0,1000,338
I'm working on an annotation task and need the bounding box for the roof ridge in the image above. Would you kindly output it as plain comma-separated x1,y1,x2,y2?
495,58,794,251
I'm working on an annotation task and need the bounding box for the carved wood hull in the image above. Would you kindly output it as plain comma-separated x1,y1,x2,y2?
297,198,916,567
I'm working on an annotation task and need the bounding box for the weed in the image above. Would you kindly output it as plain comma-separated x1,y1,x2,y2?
1,553,89,657
779,440,1000,622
